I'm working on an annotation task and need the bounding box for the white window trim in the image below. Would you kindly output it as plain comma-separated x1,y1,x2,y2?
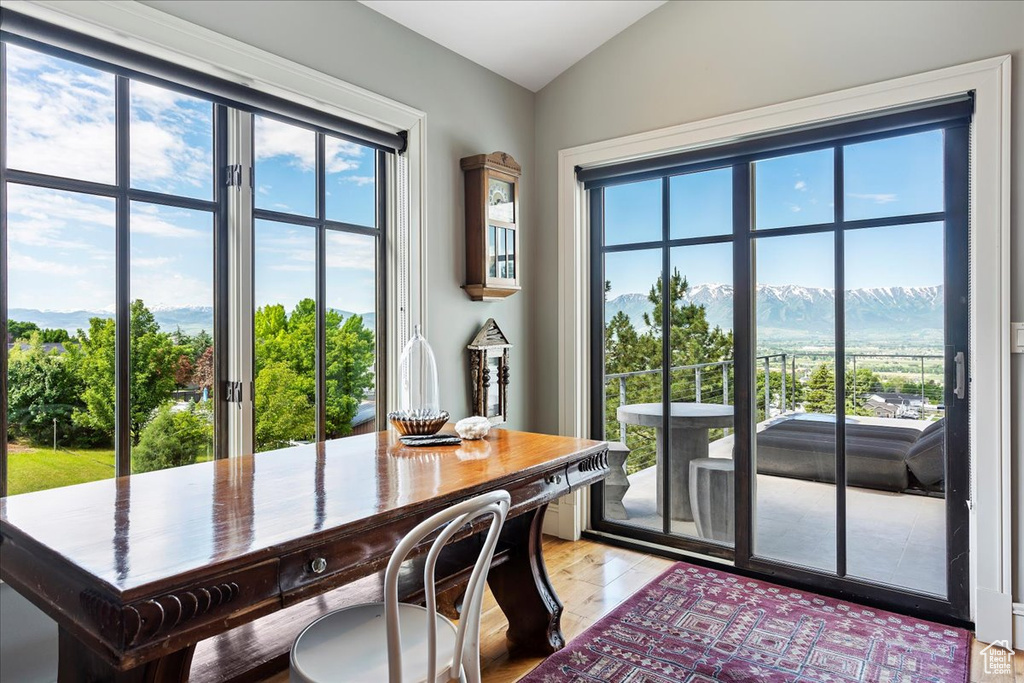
6,0,429,421
555,56,1012,641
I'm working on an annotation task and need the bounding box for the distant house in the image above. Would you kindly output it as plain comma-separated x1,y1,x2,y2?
6,341,73,355
864,397,900,419
873,391,927,408
350,401,377,435
866,392,927,419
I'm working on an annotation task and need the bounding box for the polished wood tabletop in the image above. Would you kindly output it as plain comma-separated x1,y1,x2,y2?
0,428,610,682
0,429,604,597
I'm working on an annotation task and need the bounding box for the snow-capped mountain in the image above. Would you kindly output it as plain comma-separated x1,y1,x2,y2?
606,284,943,339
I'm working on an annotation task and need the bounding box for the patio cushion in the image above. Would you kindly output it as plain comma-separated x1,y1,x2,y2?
904,427,945,486
755,417,914,491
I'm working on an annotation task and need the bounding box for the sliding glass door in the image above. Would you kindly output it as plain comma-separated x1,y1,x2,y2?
589,102,971,620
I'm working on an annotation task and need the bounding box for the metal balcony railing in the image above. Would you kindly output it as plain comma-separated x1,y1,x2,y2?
604,353,944,443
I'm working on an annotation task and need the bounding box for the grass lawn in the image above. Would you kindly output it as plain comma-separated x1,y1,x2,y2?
7,443,214,496
7,444,116,496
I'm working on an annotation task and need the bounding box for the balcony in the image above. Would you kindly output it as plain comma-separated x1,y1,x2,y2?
603,353,947,597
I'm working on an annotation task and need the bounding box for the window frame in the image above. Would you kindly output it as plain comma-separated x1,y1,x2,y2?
0,39,228,481
249,113,388,446
588,119,971,623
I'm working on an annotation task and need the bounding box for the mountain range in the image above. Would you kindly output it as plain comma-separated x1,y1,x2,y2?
9,306,376,337
606,284,943,341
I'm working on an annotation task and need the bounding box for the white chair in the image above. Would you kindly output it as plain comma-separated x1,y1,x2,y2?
290,490,511,683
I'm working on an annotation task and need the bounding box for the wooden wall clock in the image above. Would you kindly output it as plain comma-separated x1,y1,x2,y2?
461,152,521,301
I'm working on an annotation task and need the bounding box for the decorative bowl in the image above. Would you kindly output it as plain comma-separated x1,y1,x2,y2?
388,410,449,436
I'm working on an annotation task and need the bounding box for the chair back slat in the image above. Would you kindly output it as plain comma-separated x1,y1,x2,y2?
383,490,511,683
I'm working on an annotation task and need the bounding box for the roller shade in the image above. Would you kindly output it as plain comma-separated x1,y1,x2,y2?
0,9,407,153
577,95,973,189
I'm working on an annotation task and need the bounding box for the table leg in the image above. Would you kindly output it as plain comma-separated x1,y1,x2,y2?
486,504,564,656
58,628,195,683
656,426,712,522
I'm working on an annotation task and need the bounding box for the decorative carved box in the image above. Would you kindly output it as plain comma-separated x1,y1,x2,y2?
468,318,511,425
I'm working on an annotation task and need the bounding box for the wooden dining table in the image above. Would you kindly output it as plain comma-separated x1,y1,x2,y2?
0,428,609,683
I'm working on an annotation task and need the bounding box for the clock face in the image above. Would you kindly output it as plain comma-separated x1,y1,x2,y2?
488,178,514,223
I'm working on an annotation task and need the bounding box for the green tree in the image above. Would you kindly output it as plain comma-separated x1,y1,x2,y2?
325,312,376,438
643,269,733,369
6,335,99,446
252,299,375,446
74,301,179,444
132,402,211,473
7,320,70,343
604,269,733,474
254,362,315,450
803,361,874,416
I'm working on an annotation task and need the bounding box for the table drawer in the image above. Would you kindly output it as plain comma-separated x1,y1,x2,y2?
566,448,609,490
279,467,570,601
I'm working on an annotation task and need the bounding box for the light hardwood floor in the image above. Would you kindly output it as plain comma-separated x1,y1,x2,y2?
268,536,1019,682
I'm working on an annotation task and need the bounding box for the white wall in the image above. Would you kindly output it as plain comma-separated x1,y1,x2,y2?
530,0,1023,607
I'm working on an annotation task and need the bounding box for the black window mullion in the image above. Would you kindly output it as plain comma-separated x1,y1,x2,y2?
834,145,847,579
589,188,606,447
0,41,8,498
942,123,971,619
732,163,753,565
4,168,118,198
125,187,217,212
315,133,327,442
115,75,131,474
374,150,388,430
213,103,229,459
661,177,672,536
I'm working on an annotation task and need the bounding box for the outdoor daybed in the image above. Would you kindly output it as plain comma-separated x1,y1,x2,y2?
755,415,946,493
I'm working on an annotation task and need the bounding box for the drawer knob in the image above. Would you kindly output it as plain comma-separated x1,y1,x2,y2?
310,557,328,574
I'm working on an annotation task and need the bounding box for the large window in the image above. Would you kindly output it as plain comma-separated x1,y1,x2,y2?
252,115,383,451
1,33,391,495
2,42,219,494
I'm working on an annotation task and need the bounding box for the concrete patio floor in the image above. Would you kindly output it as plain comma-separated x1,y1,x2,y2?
614,463,946,596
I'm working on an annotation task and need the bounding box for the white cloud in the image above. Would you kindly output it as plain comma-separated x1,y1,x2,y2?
132,256,175,269
255,115,366,174
8,252,86,276
794,180,807,191
6,185,114,254
341,175,375,187
788,204,802,213
849,192,898,204
130,205,205,239
326,233,375,271
5,44,212,194
131,270,212,309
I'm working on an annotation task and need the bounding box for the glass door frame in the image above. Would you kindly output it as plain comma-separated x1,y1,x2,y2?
588,108,971,623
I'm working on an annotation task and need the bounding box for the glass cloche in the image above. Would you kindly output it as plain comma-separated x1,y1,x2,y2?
389,325,449,435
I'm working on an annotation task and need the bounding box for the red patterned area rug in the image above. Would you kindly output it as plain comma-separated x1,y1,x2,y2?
522,562,969,682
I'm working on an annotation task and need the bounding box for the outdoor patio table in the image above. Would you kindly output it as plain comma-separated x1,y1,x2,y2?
616,402,734,521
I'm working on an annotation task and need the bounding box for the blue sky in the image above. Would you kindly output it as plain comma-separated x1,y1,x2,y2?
6,44,378,320
603,130,945,296
253,116,378,315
